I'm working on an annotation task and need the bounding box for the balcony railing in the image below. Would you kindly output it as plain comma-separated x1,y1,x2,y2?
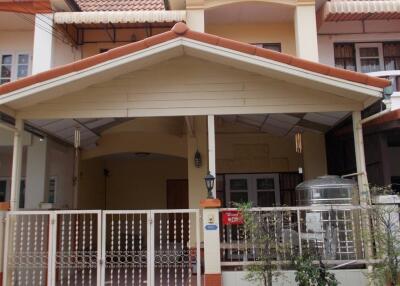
219,205,366,267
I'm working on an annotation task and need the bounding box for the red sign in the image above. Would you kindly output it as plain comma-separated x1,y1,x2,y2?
222,210,244,225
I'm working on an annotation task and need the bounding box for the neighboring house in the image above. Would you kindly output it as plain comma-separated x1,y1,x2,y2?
0,0,398,286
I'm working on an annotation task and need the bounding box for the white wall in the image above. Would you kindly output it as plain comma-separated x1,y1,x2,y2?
222,270,367,286
0,31,34,54
53,36,81,67
46,139,74,209
25,136,47,209
318,20,400,66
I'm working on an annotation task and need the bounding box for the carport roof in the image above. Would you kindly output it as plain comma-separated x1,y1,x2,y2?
0,22,390,99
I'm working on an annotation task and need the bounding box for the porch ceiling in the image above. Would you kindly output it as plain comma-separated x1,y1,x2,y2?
28,111,347,149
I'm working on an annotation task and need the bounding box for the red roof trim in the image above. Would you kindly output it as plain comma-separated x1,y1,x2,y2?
0,1,52,14
367,109,400,127
0,22,391,97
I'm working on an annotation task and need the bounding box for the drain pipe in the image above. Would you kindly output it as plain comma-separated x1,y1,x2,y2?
360,86,393,125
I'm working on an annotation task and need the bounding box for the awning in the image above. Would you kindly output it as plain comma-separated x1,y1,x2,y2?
319,0,400,22
54,11,186,25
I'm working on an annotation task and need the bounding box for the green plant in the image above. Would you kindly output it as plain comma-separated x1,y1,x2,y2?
237,202,289,286
367,200,400,286
292,252,338,286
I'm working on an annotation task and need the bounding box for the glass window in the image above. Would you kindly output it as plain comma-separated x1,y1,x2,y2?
48,177,56,204
230,192,248,204
0,180,6,202
383,42,400,70
257,191,275,207
230,179,248,190
356,43,384,73
19,180,25,209
17,54,29,79
334,43,356,71
1,54,12,84
256,178,275,190
253,43,282,52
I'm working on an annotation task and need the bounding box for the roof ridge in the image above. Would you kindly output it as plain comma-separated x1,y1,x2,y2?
0,22,390,96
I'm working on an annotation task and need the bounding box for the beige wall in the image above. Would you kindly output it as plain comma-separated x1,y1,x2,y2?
81,27,170,58
78,156,187,210
206,23,296,55
46,139,74,209
302,131,327,180
215,120,300,173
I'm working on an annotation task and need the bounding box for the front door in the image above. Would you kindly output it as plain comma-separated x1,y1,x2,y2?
166,180,188,209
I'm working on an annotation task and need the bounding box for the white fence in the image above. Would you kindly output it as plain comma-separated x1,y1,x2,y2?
219,205,366,266
2,209,201,286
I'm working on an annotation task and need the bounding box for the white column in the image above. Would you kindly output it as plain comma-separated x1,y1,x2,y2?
32,14,54,74
352,111,370,206
10,119,24,211
294,5,319,62
202,207,222,285
25,136,47,209
207,115,216,198
186,10,205,32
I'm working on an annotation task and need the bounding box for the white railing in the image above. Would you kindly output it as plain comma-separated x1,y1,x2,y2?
219,205,366,266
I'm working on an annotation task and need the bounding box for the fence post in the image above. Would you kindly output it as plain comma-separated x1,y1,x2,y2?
201,199,222,286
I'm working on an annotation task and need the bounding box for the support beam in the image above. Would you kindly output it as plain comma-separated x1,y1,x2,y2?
294,5,319,62
207,115,216,198
32,14,55,74
9,118,24,211
352,111,370,206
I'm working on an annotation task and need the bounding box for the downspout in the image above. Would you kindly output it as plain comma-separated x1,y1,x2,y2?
360,85,393,125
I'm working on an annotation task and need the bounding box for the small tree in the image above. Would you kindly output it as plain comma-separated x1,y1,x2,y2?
292,251,338,286
237,203,289,286
367,192,400,286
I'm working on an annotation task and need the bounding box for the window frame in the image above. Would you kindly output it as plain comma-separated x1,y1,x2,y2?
0,52,32,84
253,43,282,53
47,176,57,204
355,43,384,73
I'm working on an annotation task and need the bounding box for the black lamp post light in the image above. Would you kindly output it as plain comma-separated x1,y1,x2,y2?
204,171,215,199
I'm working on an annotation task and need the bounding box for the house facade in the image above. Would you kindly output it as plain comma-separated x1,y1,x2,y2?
0,0,398,285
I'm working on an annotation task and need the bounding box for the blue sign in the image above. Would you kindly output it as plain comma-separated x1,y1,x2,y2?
205,224,218,231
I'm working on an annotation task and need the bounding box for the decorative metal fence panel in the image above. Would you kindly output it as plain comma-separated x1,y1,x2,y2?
3,210,102,286
219,205,366,266
3,211,51,286
3,209,200,286
101,209,201,286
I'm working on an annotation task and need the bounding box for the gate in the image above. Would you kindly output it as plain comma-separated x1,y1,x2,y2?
2,209,201,286
102,209,201,286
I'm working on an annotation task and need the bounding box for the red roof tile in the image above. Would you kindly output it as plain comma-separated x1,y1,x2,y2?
73,0,165,11
0,22,391,97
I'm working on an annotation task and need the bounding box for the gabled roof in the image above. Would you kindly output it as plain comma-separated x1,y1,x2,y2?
0,22,390,98
73,0,165,11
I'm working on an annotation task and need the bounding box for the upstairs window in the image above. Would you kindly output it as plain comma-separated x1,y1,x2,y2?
355,43,384,73
334,43,356,71
0,53,31,84
254,43,282,52
383,42,400,70
1,54,12,84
